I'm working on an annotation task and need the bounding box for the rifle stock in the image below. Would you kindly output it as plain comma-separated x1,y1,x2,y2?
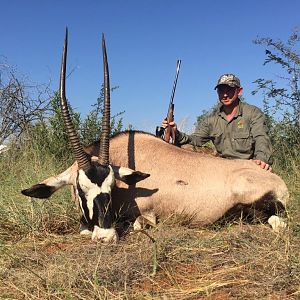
164,103,174,143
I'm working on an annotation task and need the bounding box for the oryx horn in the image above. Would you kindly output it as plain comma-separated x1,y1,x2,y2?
98,33,110,166
60,27,90,169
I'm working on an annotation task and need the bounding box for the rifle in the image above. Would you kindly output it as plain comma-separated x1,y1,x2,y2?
156,59,181,144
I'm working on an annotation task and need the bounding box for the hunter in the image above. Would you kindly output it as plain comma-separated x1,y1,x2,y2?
161,73,273,172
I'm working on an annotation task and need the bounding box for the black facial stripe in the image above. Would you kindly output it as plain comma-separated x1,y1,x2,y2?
77,179,90,222
80,215,93,231
93,192,113,229
84,164,111,186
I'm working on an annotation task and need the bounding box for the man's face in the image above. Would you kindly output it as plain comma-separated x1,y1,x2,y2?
217,85,242,106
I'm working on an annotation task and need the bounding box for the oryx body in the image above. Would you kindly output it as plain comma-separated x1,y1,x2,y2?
97,131,289,227
23,130,289,234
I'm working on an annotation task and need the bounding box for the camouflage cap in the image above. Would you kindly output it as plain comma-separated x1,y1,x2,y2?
214,74,241,89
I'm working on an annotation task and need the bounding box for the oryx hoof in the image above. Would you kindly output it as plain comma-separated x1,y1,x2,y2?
268,215,287,233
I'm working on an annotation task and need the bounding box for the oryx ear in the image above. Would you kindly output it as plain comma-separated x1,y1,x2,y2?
21,184,56,199
112,166,150,185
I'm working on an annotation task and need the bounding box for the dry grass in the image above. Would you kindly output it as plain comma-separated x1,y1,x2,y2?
0,148,300,299
1,221,299,299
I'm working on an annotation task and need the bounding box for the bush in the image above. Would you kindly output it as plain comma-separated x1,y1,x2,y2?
22,86,124,160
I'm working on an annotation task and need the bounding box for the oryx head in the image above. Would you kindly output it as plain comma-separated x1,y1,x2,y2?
21,29,150,242
61,28,149,242
60,29,116,241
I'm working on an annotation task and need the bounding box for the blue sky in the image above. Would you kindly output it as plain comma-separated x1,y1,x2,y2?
1,0,299,133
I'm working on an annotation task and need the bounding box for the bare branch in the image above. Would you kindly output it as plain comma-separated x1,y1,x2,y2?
0,59,52,143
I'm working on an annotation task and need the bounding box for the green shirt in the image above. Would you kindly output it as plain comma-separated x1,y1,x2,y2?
176,101,273,164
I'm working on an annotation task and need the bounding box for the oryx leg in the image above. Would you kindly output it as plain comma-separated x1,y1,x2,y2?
133,210,156,231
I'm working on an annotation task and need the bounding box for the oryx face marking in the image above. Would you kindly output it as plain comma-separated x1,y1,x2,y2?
77,164,115,225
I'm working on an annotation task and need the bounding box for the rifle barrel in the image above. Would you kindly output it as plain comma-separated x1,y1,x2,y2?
169,59,181,106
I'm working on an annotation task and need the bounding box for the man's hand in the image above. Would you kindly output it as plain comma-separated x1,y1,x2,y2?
162,119,177,131
252,159,272,172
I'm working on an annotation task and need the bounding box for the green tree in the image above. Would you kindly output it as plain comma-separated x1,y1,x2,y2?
48,92,81,158
80,85,124,145
24,85,124,160
252,29,300,157
24,92,80,159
